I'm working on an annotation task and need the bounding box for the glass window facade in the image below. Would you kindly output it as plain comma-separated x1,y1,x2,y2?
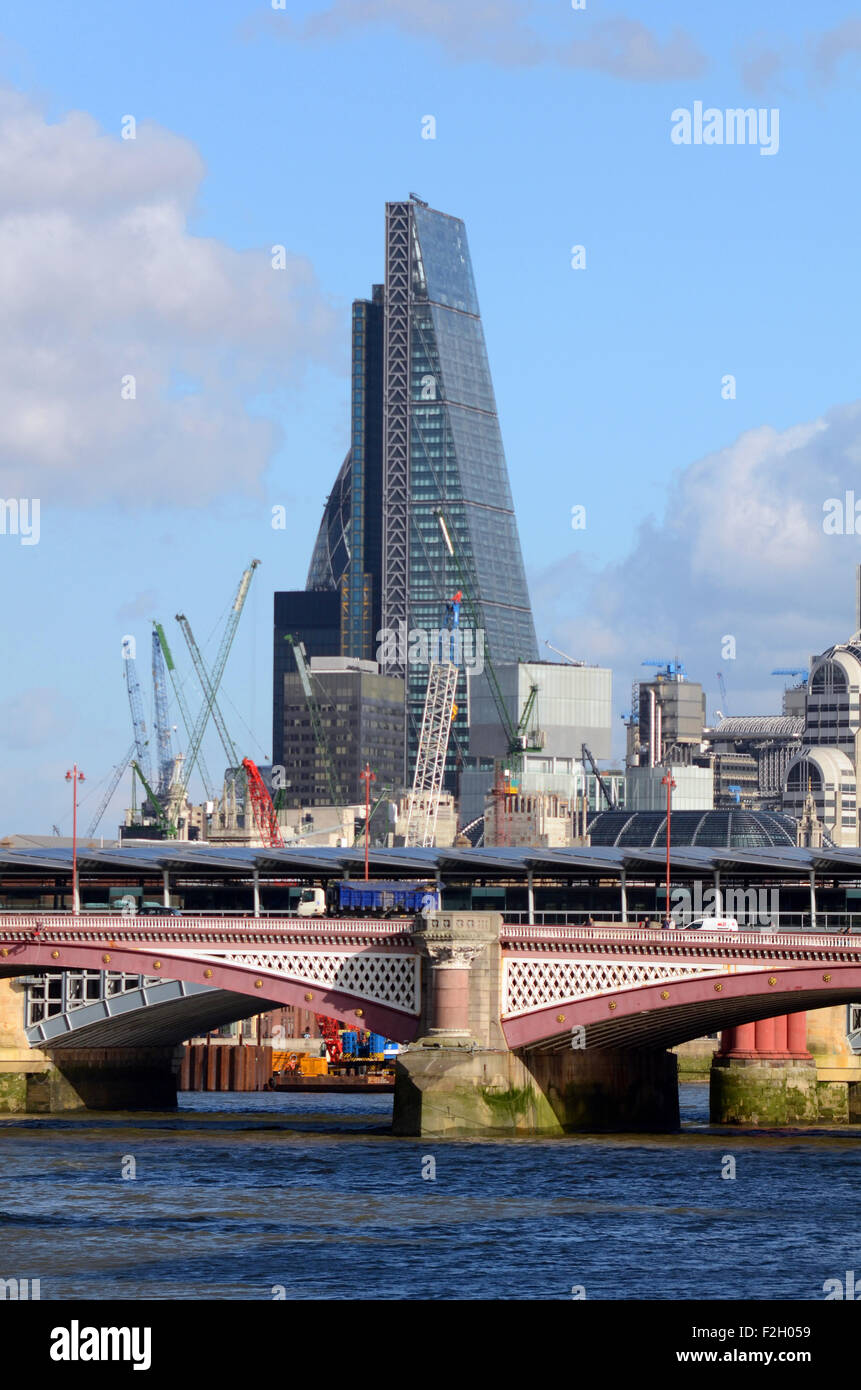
274,200,537,794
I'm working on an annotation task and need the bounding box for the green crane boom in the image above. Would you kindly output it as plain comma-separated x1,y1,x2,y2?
153,621,215,802
435,509,541,782
131,760,175,837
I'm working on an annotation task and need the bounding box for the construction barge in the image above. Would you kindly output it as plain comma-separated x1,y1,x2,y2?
267,1070,395,1093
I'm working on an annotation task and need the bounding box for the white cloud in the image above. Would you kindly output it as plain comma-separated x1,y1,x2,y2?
0,89,340,507
534,403,861,728
260,1,706,81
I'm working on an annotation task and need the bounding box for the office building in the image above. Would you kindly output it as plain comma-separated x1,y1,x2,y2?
273,197,537,791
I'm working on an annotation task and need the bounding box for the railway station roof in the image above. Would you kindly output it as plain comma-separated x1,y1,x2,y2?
1,842,861,883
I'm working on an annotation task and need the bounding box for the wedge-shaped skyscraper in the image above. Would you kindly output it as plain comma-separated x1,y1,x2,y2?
274,197,537,790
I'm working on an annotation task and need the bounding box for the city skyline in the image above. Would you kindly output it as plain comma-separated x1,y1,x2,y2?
2,2,861,833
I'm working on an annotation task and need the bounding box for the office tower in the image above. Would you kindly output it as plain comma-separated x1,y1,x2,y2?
274,197,537,788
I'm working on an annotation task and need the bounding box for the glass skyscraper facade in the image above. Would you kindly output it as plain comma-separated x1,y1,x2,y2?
277,196,537,789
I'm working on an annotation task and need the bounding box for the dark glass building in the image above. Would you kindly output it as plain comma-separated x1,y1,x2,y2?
278,658,405,809
274,197,537,791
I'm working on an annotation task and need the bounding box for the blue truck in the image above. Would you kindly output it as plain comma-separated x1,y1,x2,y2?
297,880,440,917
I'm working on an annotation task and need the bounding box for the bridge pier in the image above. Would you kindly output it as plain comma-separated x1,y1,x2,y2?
710,1013,819,1125
392,914,679,1136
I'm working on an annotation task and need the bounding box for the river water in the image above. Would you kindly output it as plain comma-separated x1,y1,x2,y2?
1,1084,859,1300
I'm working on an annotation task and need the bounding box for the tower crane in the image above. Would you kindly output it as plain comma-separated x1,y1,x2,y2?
642,658,687,681
434,509,542,798
151,628,174,800
242,758,284,848
581,743,615,809
122,640,151,784
131,760,175,837
153,621,215,802
771,668,808,683
176,615,242,771
85,743,135,838
544,640,586,666
168,559,260,820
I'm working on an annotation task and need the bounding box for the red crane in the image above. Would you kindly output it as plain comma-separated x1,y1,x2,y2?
242,758,284,848
314,1015,344,1062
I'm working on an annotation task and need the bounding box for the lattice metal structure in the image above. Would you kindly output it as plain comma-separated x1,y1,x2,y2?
122,641,151,785
85,742,135,837
26,969,162,1029
151,628,174,799
404,660,458,847
381,200,411,688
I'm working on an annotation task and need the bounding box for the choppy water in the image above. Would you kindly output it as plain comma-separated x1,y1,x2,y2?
0,1084,859,1300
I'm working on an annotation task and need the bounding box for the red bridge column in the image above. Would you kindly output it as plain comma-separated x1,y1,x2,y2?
712,1012,817,1125
787,1011,811,1059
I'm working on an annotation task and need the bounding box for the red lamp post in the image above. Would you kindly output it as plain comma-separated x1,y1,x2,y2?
64,765,85,915
359,763,376,881
661,768,676,928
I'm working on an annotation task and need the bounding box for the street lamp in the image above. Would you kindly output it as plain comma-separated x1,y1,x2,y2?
661,768,676,929
65,766,85,915
359,763,376,881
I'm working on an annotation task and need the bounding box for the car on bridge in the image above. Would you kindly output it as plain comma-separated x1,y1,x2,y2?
680,916,739,933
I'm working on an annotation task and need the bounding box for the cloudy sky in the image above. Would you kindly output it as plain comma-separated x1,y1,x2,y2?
1,0,860,833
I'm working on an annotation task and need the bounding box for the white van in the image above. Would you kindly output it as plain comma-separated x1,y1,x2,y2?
684,916,739,933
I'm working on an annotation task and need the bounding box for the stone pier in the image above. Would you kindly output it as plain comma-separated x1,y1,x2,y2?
392,912,679,1136
710,1008,861,1125
0,978,182,1112
710,1013,818,1125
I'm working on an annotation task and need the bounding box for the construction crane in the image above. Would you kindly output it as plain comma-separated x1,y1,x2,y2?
85,742,135,837
642,658,687,681
151,628,174,800
314,1015,344,1062
153,621,215,802
169,559,260,819
771,668,808,683
242,758,284,848
435,510,541,780
581,743,615,809
404,657,459,847
122,640,152,784
404,587,463,846
176,615,242,771
131,760,175,837
433,510,542,843
544,640,586,666
284,635,343,808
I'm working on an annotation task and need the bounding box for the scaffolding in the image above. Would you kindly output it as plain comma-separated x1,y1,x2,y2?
404,660,458,847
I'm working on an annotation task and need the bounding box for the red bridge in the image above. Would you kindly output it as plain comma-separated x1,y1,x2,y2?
3,913,860,1132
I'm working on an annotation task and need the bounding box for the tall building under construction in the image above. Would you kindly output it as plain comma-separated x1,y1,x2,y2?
273,197,537,795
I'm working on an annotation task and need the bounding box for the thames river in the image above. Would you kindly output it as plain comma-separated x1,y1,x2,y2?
1,1084,859,1300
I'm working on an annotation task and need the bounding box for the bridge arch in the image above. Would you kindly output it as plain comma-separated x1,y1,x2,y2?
503,964,861,1053
0,939,421,1046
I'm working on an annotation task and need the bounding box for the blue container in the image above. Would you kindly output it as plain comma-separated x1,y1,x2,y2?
367,1033,386,1055
341,1031,358,1056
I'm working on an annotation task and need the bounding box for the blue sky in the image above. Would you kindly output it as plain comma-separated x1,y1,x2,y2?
1,0,861,833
